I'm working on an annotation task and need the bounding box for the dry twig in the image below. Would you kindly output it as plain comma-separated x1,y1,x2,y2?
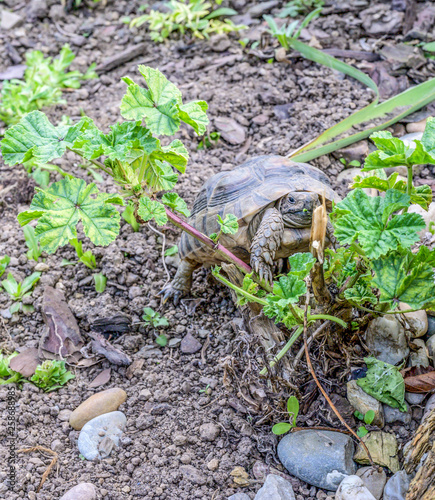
17,446,58,492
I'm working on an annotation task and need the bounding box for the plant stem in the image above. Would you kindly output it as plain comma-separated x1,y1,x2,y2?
138,154,149,184
407,165,413,197
67,147,112,175
212,268,268,306
259,326,304,376
308,314,347,328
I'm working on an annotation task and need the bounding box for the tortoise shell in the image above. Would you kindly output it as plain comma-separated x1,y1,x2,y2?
179,155,339,264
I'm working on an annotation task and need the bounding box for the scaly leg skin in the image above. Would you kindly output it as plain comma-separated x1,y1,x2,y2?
250,208,284,286
159,259,199,305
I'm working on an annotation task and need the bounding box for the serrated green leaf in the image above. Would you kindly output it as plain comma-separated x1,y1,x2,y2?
1,111,91,165
363,150,406,171
332,189,425,258
138,196,168,226
162,192,190,217
405,139,435,166
344,283,377,305
288,252,316,279
372,247,435,309
17,178,121,253
142,159,178,193
273,274,306,304
177,100,209,135
217,213,238,235
370,131,406,155
152,139,188,173
357,357,407,412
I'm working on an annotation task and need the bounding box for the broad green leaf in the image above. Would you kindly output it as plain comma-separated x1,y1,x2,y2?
422,116,435,152
151,139,189,173
0,256,10,278
1,111,91,165
142,159,178,193
162,192,190,217
363,150,406,170
2,273,19,297
93,273,107,293
370,131,405,155
17,178,122,253
272,422,292,435
217,214,238,235
405,139,435,166
272,274,306,305
288,252,316,279
177,101,209,135
364,410,375,425
344,282,377,305
21,272,41,294
332,189,425,258
372,247,435,309
138,196,168,226
357,357,407,412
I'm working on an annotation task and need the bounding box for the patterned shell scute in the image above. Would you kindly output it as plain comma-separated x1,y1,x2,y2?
180,155,338,262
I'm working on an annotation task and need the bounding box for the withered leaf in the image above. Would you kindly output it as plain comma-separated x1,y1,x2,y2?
88,368,111,388
9,348,40,377
402,366,435,393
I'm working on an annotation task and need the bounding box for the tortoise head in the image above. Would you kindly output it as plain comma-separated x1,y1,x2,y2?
280,192,319,228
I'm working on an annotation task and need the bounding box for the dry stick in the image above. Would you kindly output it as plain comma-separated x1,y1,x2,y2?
292,426,352,435
302,279,375,467
17,446,58,492
293,320,329,369
147,222,171,287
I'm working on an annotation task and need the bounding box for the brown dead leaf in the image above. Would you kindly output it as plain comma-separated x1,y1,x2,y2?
9,348,40,377
88,368,111,388
402,366,435,393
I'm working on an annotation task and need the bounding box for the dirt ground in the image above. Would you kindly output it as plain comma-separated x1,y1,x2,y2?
0,0,435,499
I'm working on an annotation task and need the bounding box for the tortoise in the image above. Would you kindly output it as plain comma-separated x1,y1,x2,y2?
161,155,339,303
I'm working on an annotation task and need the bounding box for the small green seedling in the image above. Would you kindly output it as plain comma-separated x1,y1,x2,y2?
199,384,211,395
155,334,168,347
1,272,41,314
93,273,107,293
198,131,220,149
69,238,96,270
30,360,75,392
0,256,10,278
210,214,238,242
272,396,299,435
23,225,42,261
279,0,324,18
164,245,178,257
339,158,361,168
142,307,169,328
355,409,375,438
0,352,22,385
122,203,140,232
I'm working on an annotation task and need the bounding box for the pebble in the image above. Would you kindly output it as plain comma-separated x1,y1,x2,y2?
354,431,399,473
336,475,376,500
409,338,429,367
247,0,279,17
34,262,49,272
78,411,126,460
277,430,356,491
399,303,428,337
356,466,387,500
426,335,435,360
1,10,23,30
405,392,425,405
207,458,219,471
347,380,384,427
180,453,191,464
199,422,220,442
69,388,127,430
51,439,64,452
60,482,97,500
422,393,435,421
214,116,246,145
180,333,202,354
254,474,296,500
383,470,411,500
228,494,250,500
365,316,409,365
179,465,207,485
138,389,152,401
173,433,187,446
427,315,435,336
336,167,360,186
408,202,435,237
406,118,427,133
383,403,412,425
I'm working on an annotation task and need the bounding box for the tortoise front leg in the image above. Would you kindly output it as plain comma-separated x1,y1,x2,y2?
250,208,284,285
160,259,199,305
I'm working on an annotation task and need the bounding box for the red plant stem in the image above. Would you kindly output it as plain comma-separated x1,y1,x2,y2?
165,207,252,274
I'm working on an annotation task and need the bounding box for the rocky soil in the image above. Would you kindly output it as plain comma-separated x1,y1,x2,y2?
1,0,435,499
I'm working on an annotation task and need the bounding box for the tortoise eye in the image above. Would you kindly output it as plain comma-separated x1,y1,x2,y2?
288,196,295,204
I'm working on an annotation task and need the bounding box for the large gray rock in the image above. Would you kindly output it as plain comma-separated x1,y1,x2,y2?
254,474,295,500
60,483,97,500
383,471,411,500
383,403,412,425
347,380,384,427
277,430,356,491
77,411,126,460
365,316,409,365
336,475,376,500
1,9,23,29
228,494,251,500
356,466,387,500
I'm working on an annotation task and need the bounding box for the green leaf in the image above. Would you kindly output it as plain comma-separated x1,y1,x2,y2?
217,214,238,235
21,272,41,294
364,410,375,425
138,196,168,226
357,426,369,438
162,192,191,217
2,273,19,297
273,274,306,305
205,7,238,19
272,422,292,435
177,101,209,135
372,247,435,309
30,360,75,392
142,160,179,193
0,256,10,278
370,131,405,156
93,273,107,293
164,245,178,256
287,396,299,427
17,178,122,254
332,189,425,258
152,139,189,173
155,334,168,347
344,283,377,305
422,116,435,152
0,352,18,378
357,357,407,412
1,112,91,165
288,252,316,280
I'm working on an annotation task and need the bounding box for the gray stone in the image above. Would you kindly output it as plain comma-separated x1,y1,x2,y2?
0,10,23,30
49,4,65,22
248,0,279,17
199,422,220,442
383,403,412,425
356,466,387,500
128,286,142,299
365,316,409,365
405,392,425,405
426,335,435,360
336,475,376,500
77,411,126,460
277,430,356,491
60,483,97,500
58,409,72,422
336,141,369,163
337,167,360,186
254,474,295,500
427,315,435,336
423,393,435,421
228,494,251,500
347,380,384,427
409,338,429,368
383,471,411,500
399,304,428,337
180,333,202,354
51,439,64,452
27,0,48,20
214,117,246,145
179,465,207,485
